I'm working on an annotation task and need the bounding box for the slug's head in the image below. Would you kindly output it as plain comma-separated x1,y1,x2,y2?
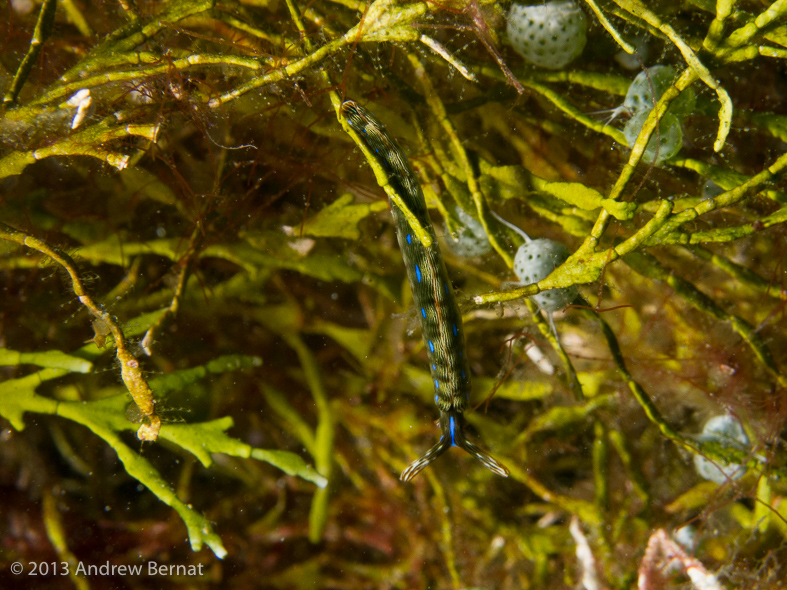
340,99,360,118
340,99,380,135
400,410,509,482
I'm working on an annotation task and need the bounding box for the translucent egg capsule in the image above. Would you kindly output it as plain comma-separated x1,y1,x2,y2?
693,415,749,485
702,180,725,200
623,110,683,164
506,1,587,70
622,65,675,115
614,35,649,70
622,65,696,118
606,65,696,123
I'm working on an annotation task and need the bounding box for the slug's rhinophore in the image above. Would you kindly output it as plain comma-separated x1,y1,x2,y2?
339,100,509,482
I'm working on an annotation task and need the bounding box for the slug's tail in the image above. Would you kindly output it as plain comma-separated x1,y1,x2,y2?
400,410,509,482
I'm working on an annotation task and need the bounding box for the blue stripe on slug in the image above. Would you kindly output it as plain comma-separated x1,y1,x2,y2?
449,416,457,446
434,379,439,390
428,340,435,353
406,234,412,244
415,264,422,283
452,324,458,336
421,308,426,319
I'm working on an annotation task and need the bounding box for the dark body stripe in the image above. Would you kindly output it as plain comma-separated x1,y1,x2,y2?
339,100,508,482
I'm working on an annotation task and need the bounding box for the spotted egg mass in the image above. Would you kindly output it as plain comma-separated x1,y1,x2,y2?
514,238,577,312
506,1,587,70
444,206,492,257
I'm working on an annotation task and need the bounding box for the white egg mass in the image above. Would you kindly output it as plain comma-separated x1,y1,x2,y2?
444,206,492,258
514,238,578,313
506,1,588,70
